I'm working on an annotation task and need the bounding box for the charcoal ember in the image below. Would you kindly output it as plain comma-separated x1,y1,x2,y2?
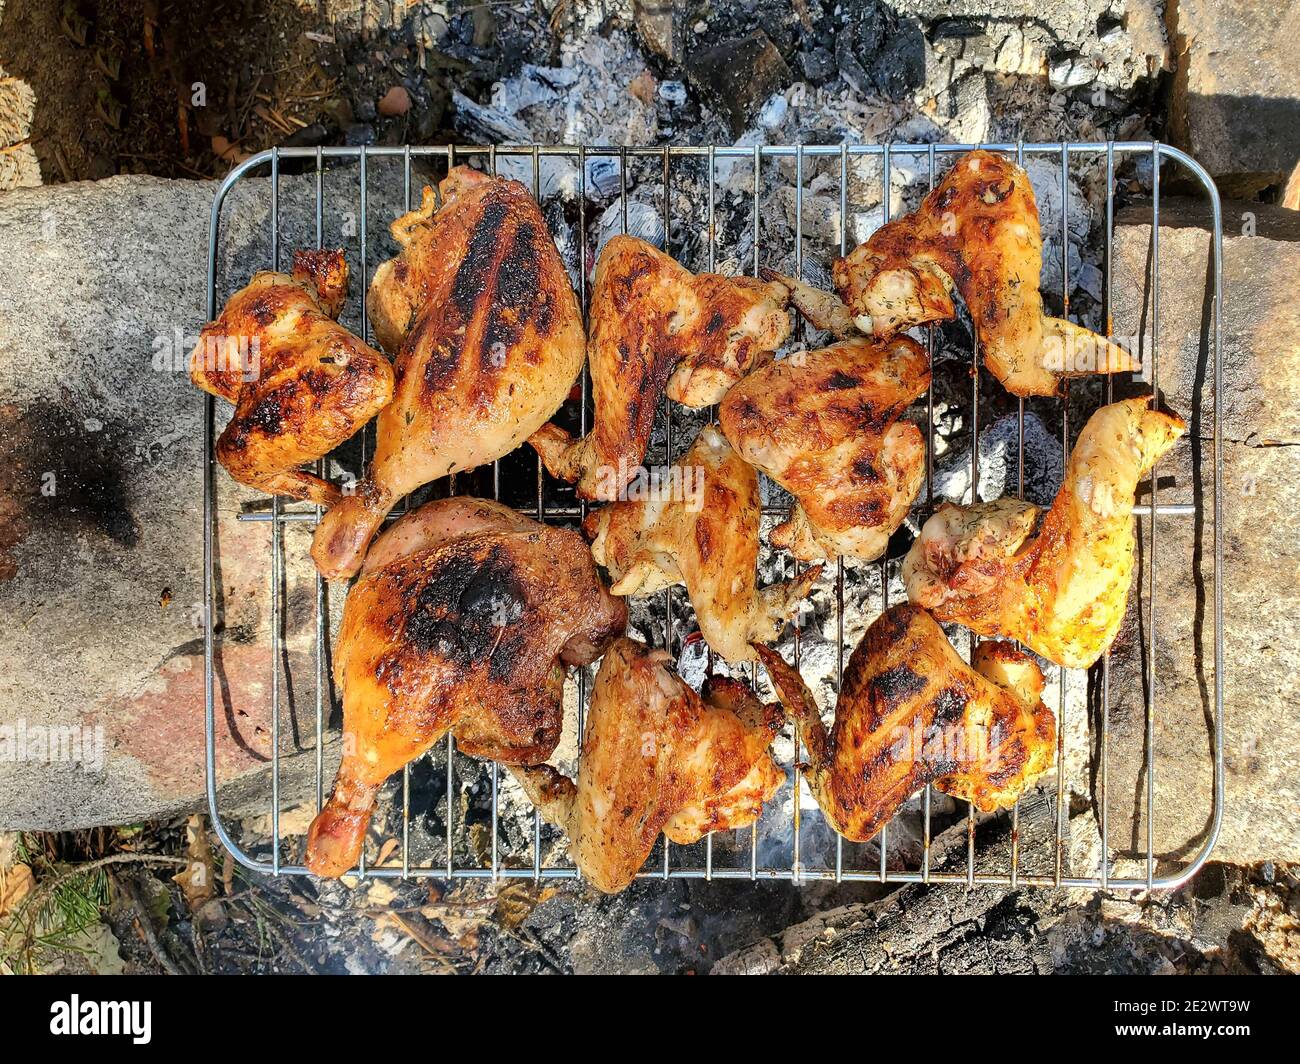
835,1,925,102
342,122,375,146
686,30,792,138
800,45,836,85
633,0,682,64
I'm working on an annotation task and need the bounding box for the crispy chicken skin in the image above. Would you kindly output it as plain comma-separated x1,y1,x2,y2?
584,425,821,662
755,604,1055,843
310,166,585,579
305,497,626,878
189,249,393,506
719,335,929,562
529,235,792,500
510,637,784,893
904,397,1185,668
832,149,1138,397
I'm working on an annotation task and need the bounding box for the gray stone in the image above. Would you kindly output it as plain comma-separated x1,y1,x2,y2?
1168,0,1300,177
0,169,425,830
1103,196,1300,866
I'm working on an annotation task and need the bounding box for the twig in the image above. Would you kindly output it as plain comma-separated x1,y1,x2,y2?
117,872,185,975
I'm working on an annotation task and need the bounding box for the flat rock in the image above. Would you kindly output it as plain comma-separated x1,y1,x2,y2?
0,164,419,831
1103,195,1300,866
1168,0,1300,177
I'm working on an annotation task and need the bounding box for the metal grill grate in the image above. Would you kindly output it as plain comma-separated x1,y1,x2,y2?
203,141,1224,890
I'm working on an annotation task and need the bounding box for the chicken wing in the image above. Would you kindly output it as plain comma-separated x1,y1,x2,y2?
755,604,1055,843
832,149,1137,397
189,249,393,505
529,235,792,500
310,167,585,579
719,335,929,562
903,396,1185,668
511,637,784,893
305,497,626,878
584,424,821,662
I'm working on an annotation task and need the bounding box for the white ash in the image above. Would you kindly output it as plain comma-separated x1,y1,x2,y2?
929,410,1065,507
594,198,666,260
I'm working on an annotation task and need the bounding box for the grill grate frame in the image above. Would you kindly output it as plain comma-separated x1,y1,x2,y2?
203,141,1224,890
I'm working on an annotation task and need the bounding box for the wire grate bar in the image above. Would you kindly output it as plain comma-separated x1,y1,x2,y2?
202,141,1224,891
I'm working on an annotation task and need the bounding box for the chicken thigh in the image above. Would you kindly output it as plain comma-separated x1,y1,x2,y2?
305,497,626,877
755,604,1055,843
510,637,784,893
190,249,393,505
719,334,929,562
903,396,1185,668
585,424,821,662
529,235,792,500
310,167,585,579
832,149,1137,396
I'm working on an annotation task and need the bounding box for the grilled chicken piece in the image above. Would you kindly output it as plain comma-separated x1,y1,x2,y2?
904,397,1185,668
759,267,859,338
585,425,821,662
305,497,626,878
310,167,585,579
511,637,784,893
529,235,792,500
755,604,1055,843
190,249,393,505
832,149,1137,397
719,335,929,562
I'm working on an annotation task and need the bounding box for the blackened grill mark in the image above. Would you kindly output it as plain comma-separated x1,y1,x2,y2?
246,391,285,438
450,196,510,320
982,178,1014,203
494,222,541,311
932,686,967,726
248,293,280,326
852,454,878,481
874,607,912,644
825,369,860,390
403,544,528,670
423,337,464,393
870,664,927,710
480,220,546,369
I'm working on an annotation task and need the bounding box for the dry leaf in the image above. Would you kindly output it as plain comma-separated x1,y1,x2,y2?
376,838,401,867
0,863,35,918
495,883,542,930
171,814,216,911
211,134,250,165
628,70,657,105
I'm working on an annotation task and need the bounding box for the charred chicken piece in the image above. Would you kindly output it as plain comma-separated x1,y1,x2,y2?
529,235,792,501
903,396,1185,668
755,604,1055,843
305,497,626,878
719,335,929,562
189,249,393,506
310,167,585,580
832,149,1138,397
584,424,821,663
511,637,784,893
